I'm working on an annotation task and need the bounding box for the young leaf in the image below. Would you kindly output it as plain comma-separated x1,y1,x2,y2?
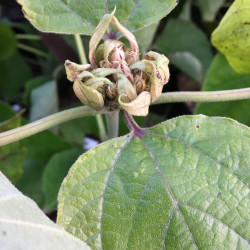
212,0,250,74
17,0,178,35
57,115,250,249
0,171,90,249
195,54,250,127
155,19,212,84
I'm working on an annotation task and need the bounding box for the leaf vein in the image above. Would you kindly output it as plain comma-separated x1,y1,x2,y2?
122,0,140,26
179,202,249,243
145,133,250,191
139,137,199,249
59,0,95,28
100,136,133,250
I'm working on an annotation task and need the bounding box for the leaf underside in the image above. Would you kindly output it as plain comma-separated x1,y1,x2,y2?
0,171,90,250
17,0,178,35
57,115,250,249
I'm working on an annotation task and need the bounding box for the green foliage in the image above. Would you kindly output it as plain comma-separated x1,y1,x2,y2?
42,148,83,211
212,0,250,74
0,51,32,102
24,76,53,106
155,19,213,84
0,24,17,61
17,0,177,35
0,116,26,184
0,171,90,249
16,131,72,206
29,80,59,122
196,0,225,22
58,116,250,249
195,54,250,126
0,1,250,249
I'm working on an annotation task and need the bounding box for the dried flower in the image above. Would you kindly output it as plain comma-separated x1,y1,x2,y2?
65,9,170,116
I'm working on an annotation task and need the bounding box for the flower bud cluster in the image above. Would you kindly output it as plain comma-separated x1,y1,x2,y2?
65,11,170,116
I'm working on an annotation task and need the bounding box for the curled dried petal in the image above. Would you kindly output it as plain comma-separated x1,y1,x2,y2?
117,73,137,102
103,39,124,60
91,68,121,77
118,91,151,116
84,77,113,89
73,80,104,110
134,74,146,94
89,9,116,67
65,60,92,81
131,52,170,102
111,16,139,61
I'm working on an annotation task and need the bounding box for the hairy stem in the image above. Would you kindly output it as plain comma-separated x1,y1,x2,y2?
96,115,107,142
106,111,119,139
1,88,250,146
17,43,49,58
0,107,104,147
74,34,107,141
153,87,250,104
121,111,144,137
74,34,87,64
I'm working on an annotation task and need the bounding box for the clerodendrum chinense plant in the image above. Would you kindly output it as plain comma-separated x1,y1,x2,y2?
0,0,250,249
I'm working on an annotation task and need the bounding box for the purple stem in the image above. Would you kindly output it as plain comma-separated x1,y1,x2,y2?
121,111,144,137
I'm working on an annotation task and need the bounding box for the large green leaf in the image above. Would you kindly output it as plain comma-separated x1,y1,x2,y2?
17,0,177,35
57,115,250,249
212,0,250,74
0,24,17,61
0,171,90,249
195,54,250,127
155,19,212,84
196,0,225,22
42,148,83,211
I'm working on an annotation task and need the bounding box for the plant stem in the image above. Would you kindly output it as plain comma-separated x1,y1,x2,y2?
74,34,107,141
17,43,49,58
153,88,250,104
96,115,107,142
1,87,250,146
0,107,104,147
16,34,40,40
105,111,119,139
121,111,144,137
74,34,88,64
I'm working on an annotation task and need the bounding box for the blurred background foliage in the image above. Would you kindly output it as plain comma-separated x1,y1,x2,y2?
1,0,249,215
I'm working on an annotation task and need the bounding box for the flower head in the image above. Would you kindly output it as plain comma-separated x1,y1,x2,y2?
65,10,170,116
